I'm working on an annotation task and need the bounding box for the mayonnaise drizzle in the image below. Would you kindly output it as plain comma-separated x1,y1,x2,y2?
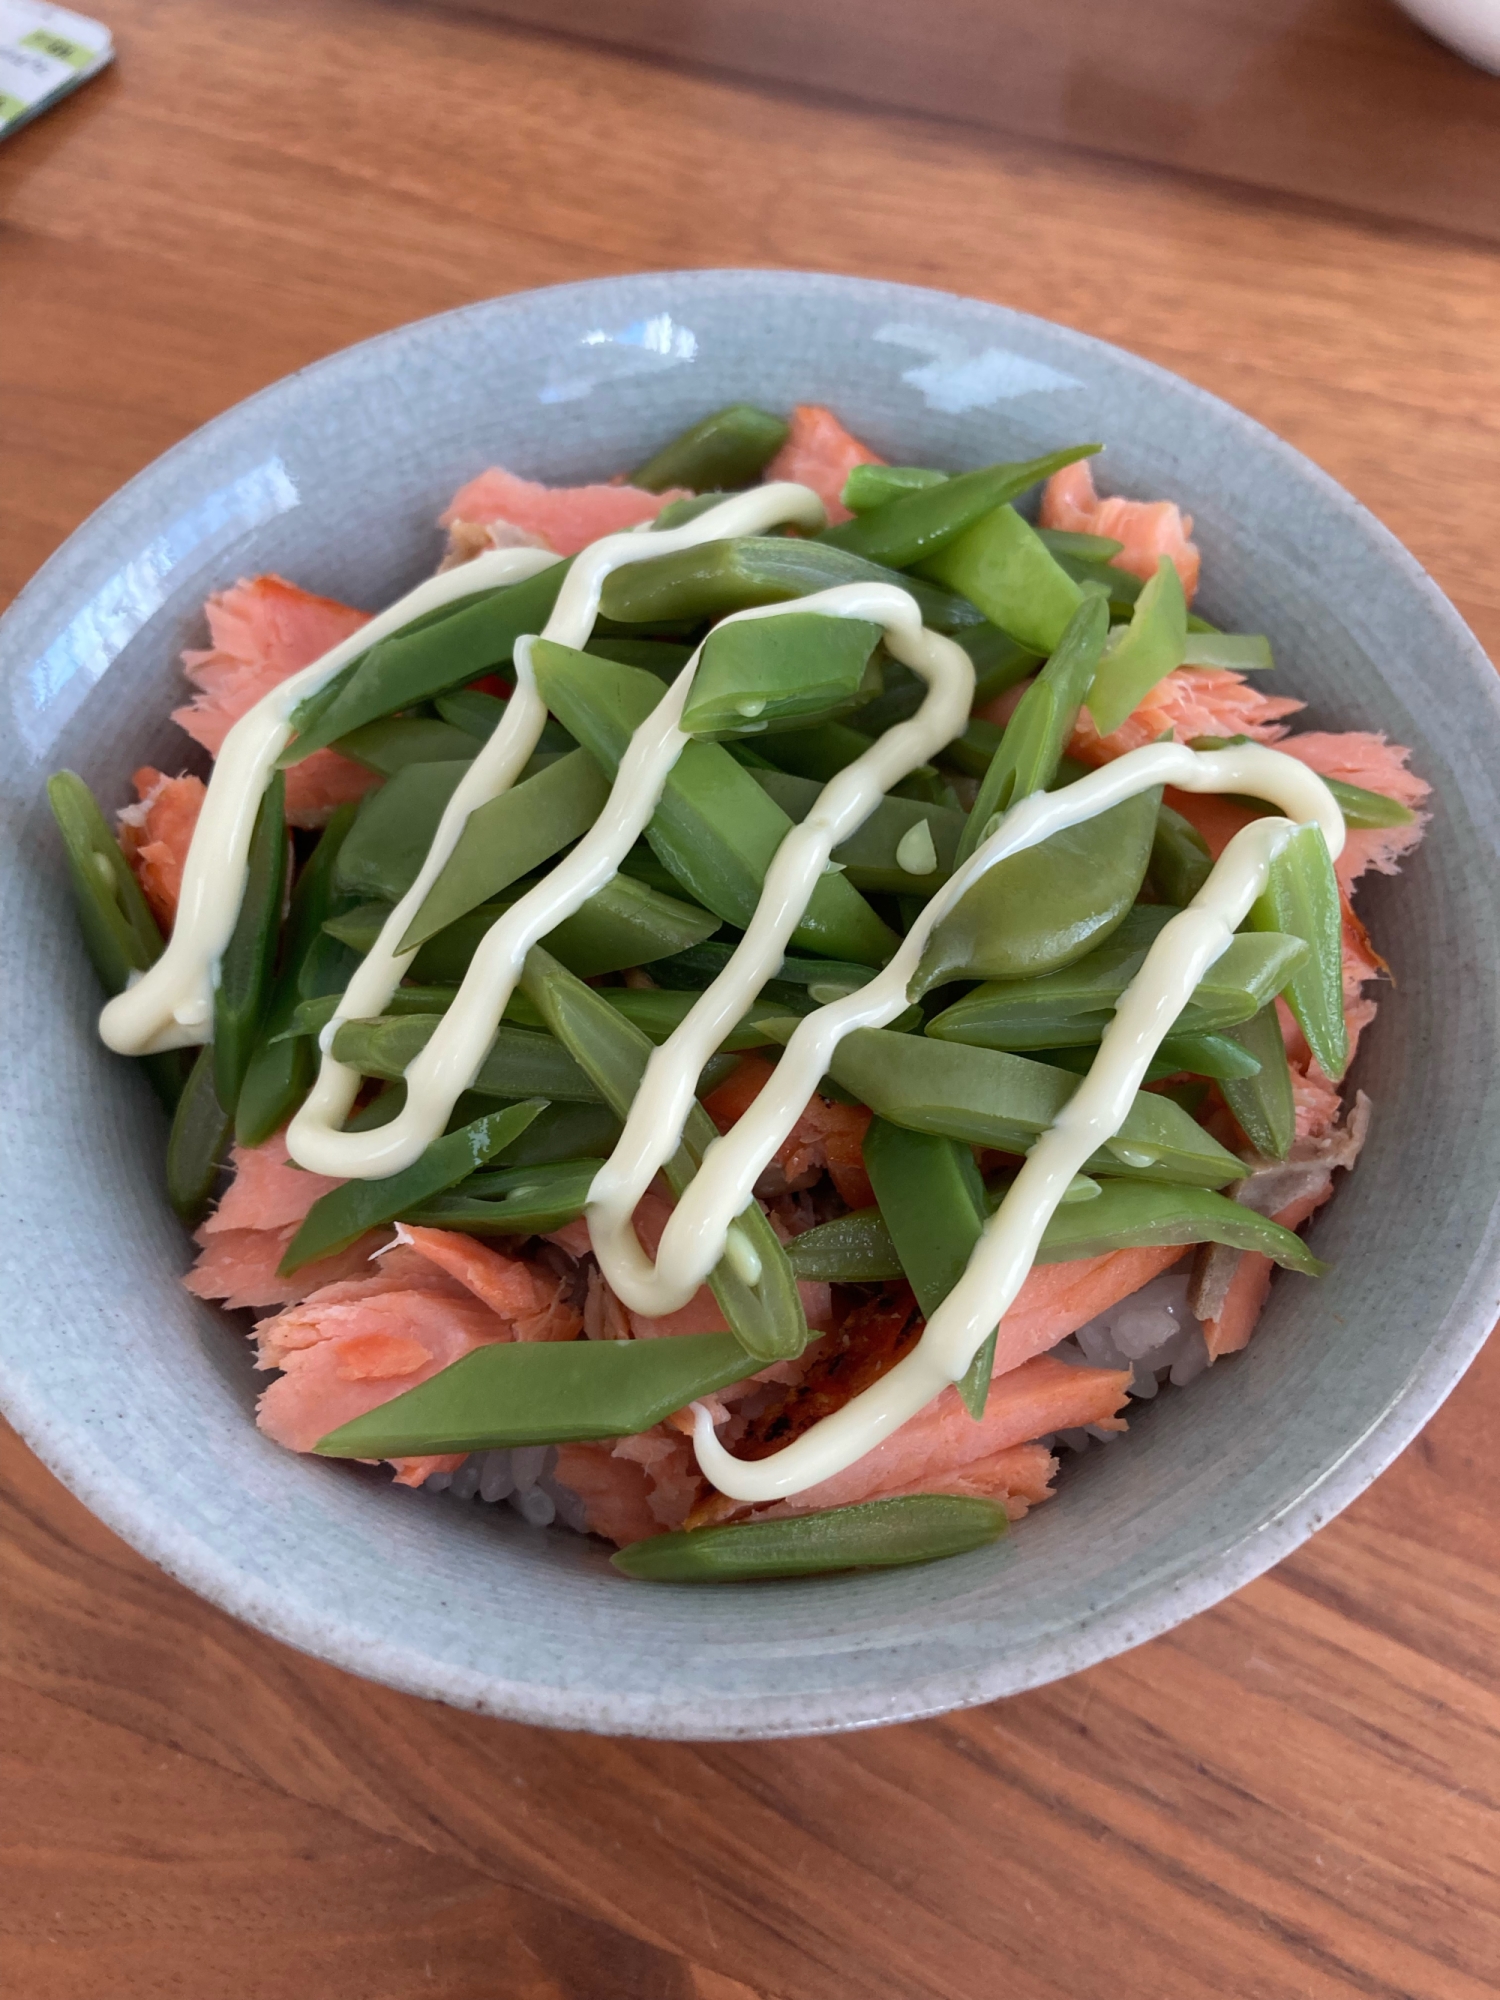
96,476,1347,1507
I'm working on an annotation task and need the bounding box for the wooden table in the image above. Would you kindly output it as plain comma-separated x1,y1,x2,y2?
3,4,1498,1992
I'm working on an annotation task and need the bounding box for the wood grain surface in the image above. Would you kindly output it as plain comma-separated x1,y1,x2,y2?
2,3,1498,1994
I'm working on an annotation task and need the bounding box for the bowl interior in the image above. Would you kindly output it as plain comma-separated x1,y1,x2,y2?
3,270,1499,1738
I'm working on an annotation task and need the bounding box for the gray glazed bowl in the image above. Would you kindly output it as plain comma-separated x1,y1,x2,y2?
3,271,1498,1739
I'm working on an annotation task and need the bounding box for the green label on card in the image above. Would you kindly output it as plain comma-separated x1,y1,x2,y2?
19,25,94,69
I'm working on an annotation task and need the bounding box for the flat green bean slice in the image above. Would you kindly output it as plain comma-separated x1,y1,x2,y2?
236,803,358,1146
919,504,1084,655
815,1027,1244,1186
682,612,883,738
841,464,947,512
956,595,1108,866
403,1158,600,1237
317,1331,760,1458
214,770,288,1112
913,787,1160,993
281,1101,545,1273
788,1177,1324,1283
1085,558,1188,738
1149,802,1214,906
166,1044,232,1223
331,716,481,775
820,447,1099,566
747,769,964,894
1180,633,1274,672
495,1099,624,1165
596,536,982,635
46,770,187,1110
532,643,898,966
612,1495,1009,1582
284,565,567,763
1248,822,1347,1081
925,916,1307,1049
1036,528,1126,564
283,982,458,1041
630,403,790,492
755,721,876,782
520,946,808,1362
586,637,695,680
960,624,1043,707
335,759,470,904
1219,1001,1297,1159
397,748,611,951
332,1015,603,1102
864,1118,995,1418
650,941,876,1001
1154,1030,1262,1080
1186,739,1416,833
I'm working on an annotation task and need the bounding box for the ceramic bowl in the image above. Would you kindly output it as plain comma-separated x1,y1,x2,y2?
3,271,1498,1739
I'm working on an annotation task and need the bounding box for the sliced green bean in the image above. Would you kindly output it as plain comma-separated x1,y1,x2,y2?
46,770,187,1109
586,637,695,680
1085,558,1188,738
284,565,566,764
331,716,481,775
1180,633,1274,672
1149,801,1214,906
397,748,611,951
1219,1001,1297,1159
596,536,982,635
682,612,883,738
332,1015,603,1102
532,643,898,965
788,1176,1324,1283
820,446,1099,566
335,759,470,904
864,1118,994,1417
612,1494,1009,1582
1248,822,1347,1081
1036,528,1125,564
960,624,1043,707
214,770,288,1112
235,803,358,1146
814,1027,1244,1186
925,916,1308,1050
747,769,964,894
520,946,808,1362
631,403,790,492
403,1157,601,1237
842,464,947,512
495,1098,624,1165
1323,777,1416,831
919,504,1084,655
281,1101,545,1274
956,595,1108,866
166,1044,232,1223
1154,1030,1262,1080
913,787,1160,993
317,1330,760,1458
282,983,459,1041
755,721,877,782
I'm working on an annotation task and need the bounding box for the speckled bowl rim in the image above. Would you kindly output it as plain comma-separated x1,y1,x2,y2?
3,271,1498,1738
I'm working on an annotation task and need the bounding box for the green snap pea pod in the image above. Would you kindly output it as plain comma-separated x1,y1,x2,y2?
397,748,612,951
235,803,359,1146
284,566,567,764
281,1101,546,1274
1218,1001,1297,1159
213,770,289,1112
331,716,483,775
402,1158,602,1237
960,624,1043,707
1149,802,1214,906
317,1330,762,1459
45,770,188,1110
595,537,982,635
788,1174,1325,1282
940,719,1002,781
682,612,883,738
912,786,1161,993
650,942,877,1010
166,1045,233,1223
1037,1038,1253,1086
332,1015,603,1102
1186,740,1415,833
282,983,459,1041
755,721,876,782
956,595,1109,866
1048,555,1140,622
820,446,1100,566
651,493,743,531
586,637,695,680
335,759,471,904
1084,558,1188,738
1180,633,1274,672
520,946,808,1362
1036,528,1126,564
494,1099,624,1165
842,464,947,512
630,403,790,492
507,982,800,1046
532,643,898,966
812,1027,1244,1187
864,1118,995,1418
747,769,964,894
612,1494,1009,1582
925,917,1308,1049
1247,822,1347,1081
919,504,1084,656
435,688,507,740
457,1156,603,1199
